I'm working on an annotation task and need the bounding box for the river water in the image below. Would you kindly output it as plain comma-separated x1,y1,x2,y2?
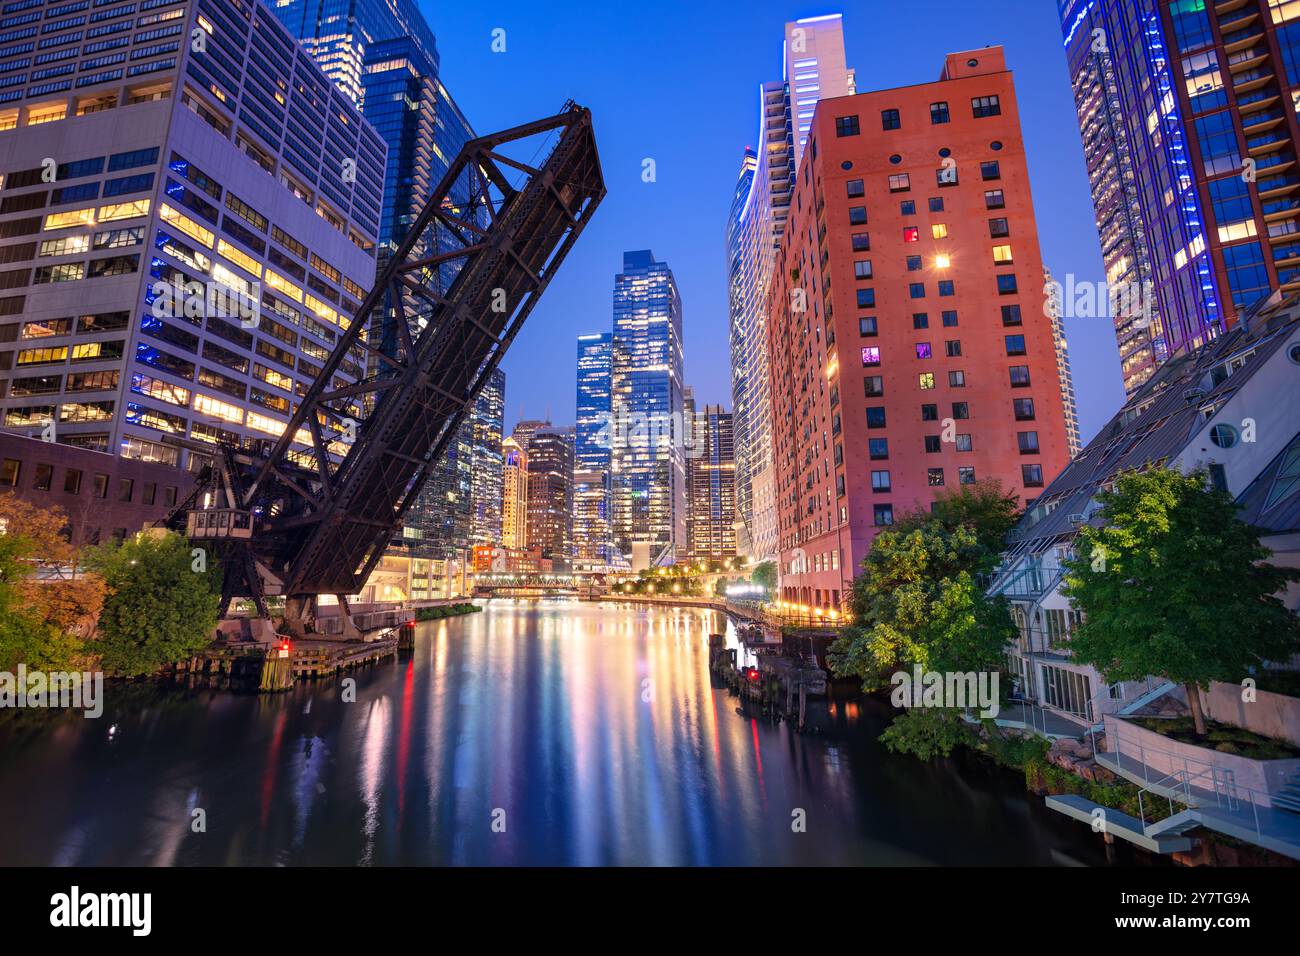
0,600,1131,866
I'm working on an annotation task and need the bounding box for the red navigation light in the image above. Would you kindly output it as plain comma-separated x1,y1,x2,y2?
405,620,416,627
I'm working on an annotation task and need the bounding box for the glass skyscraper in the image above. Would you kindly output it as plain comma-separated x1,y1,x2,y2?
269,0,438,106
1058,0,1300,392
575,333,612,469
611,250,685,564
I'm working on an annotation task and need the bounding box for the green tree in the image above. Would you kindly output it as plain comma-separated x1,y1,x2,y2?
1063,468,1300,736
87,530,222,677
750,560,777,593
828,521,1015,687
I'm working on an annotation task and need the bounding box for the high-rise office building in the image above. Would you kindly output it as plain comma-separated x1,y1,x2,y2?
728,16,854,562
525,425,573,570
1059,0,1300,393
575,332,612,468
574,332,613,564
468,367,505,546
0,1,383,476
767,47,1072,611
686,404,737,560
501,436,528,549
611,249,686,564
269,0,438,107
511,418,549,454
1045,269,1083,458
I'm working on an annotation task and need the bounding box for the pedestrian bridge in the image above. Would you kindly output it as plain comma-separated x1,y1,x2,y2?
473,574,605,598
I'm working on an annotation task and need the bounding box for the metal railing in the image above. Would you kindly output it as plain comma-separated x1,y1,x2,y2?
1109,729,1265,838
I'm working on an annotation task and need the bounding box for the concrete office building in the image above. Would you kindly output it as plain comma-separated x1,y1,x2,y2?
0,0,384,484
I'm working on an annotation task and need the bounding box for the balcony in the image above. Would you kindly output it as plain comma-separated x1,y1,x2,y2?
1256,174,1300,197
1232,67,1276,93
1218,4,1259,29
1222,26,1265,54
1253,151,1295,174
1267,218,1300,241
1235,87,1281,113
1270,241,1300,264
1247,130,1290,155
1214,0,1250,12
1262,196,1300,220
1241,107,1285,132
1226,47,1271,74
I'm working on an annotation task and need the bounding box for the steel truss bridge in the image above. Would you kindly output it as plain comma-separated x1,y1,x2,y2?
163,105,605,636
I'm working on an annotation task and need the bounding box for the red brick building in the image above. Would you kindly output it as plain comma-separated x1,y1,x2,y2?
767,48,1071,611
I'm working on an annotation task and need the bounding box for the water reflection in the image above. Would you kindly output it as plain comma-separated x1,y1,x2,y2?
0,600,1121,866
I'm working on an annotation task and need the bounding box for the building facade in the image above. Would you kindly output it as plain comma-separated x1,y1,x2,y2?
767,48,1072,611
0,0,384,478
610,249,686,564
686,404,737,560
575,331,612,469
991,293,1300,728
1045,268,1084,457
727,16,855,563
1059,0,1300,392
500,435,527,549
269,0,438,108
525,424,573,571
467,366,504,546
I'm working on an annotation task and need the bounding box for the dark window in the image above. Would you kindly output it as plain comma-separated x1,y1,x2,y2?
846,179,864,198
997,274,1018,295
900,200,916,215
851,232,870,251
856,288,875,308
1017,431,1040,455
951,401,969,420
1002,304,1022,326
93,473,109,499
985,189,1005,209
869,438,889,460
64,468,82,494
873,504,894,526
912,311,928,328
143,481,156,505
930,101,950,124
1005,334,1027,356
981,160,1001,180
1022,464,1044,487
881,109,901,130
859,316,878,336
1009,365,1031,387
972,95,1001,118
928,197,944,213
941,310,958,327
1013,398,1036,420
907,256,923,272
989,217,1010,238
33,463,52,491
938,280,954,297
835,115,860,137
848,206,867,225
117,478,133,502
866,406,887,428
925,435,942,453
0,458,18,487
864,376,884,397
921,404,938,421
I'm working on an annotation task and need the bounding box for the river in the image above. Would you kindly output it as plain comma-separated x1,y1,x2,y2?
0,600,1137,866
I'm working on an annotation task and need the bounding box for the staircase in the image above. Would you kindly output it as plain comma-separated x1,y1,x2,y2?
1275,769,1300,815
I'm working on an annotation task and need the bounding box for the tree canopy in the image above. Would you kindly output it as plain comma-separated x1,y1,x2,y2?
1063,467,1300,735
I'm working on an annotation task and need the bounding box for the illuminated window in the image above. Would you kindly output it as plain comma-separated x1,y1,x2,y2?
993,244,1014,264
131,373,191,407
99,200,151,223
217,239,264,278
935,254,951,269
903,226,919,242
931,223,948,239
246,411,287,437
193,392,244,425
26,102,68,126
39,236,90,257
16,346,68,365
304,293,340,326
919,372,935,390
860,346,881,367
157,202,210,244
44,208,97,231
265,269,303,303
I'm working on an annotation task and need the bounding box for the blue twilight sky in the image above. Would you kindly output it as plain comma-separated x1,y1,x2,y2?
416,0,1124,443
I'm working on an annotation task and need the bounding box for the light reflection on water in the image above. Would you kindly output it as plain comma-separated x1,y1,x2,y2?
0,600,1117,866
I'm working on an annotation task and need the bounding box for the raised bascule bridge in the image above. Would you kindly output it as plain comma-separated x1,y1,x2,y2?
160,104,605,640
